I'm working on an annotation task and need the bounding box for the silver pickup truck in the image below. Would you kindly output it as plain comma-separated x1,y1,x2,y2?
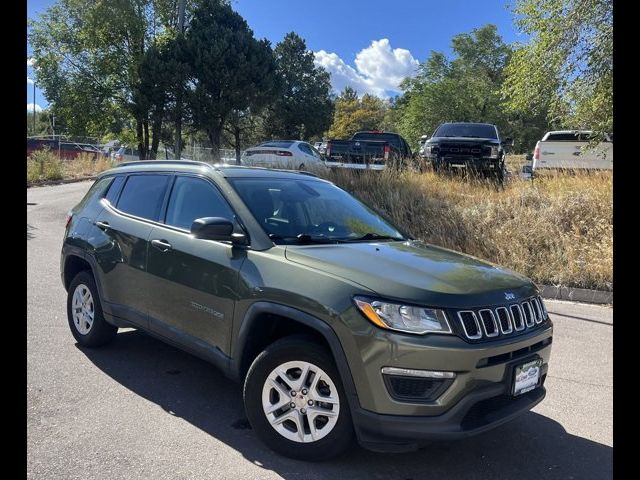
531,130,613,172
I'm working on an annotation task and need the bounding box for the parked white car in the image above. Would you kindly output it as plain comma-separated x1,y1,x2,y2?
532,130,613,172
241,140,328,170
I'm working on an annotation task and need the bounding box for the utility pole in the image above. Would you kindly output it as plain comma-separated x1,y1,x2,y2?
174,0,186,159
33,80,36,135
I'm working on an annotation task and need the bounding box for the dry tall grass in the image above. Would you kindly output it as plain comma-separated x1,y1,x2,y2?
27,151,115,185
321,167,612,291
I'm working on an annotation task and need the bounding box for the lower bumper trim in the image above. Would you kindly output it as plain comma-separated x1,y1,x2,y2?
353,383,546,452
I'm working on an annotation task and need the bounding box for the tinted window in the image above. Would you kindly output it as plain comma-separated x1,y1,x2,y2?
104,176,125,205
433,123,498,139
544,132,580,142
165,176,234,230
298,143,319,157
260,141,295,148
351,132,403,149
116,174,170,221
76,177,114,211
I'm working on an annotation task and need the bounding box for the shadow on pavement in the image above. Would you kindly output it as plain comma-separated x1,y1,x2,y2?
79,330,612,480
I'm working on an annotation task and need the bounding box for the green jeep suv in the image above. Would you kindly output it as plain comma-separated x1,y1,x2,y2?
61,161,553,461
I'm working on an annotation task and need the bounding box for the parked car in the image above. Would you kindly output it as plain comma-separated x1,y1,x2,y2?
314,141,327,154
423,122,512,182
61,160,553,461
112,146,141,162
241,140,327,170
531,130,613,172
27,138,101,159
324,131,413,170
418,135,429,158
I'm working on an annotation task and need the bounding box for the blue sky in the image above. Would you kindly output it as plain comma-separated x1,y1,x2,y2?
27,0,522,110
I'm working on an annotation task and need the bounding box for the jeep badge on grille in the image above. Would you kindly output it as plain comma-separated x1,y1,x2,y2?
504,292,516,301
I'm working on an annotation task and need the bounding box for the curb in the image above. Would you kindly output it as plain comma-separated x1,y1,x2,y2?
539,285,612,305
27,176,97,188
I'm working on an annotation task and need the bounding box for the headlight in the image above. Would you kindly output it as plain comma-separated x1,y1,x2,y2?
354,297,452,335
489,146,500,159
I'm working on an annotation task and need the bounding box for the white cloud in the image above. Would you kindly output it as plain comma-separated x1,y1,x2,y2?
314,39,419,98
27,103,43,112
27,58,35,67
27,77,34,85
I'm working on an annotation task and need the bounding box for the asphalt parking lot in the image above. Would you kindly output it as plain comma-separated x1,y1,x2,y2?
27,181,612,480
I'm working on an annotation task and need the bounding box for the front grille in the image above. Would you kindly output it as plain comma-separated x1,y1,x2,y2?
454,295,548,342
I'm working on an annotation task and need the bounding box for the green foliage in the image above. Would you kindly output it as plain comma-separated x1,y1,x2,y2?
184,0,278,158
263,32,334,140
502,0,613,137
394,24,547,152
27,110,54,136
327,87,389,139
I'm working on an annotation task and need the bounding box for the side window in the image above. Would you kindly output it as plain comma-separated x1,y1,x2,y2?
298,143,313,156
76,177,114,210
165,176,235,231
116,174,170,221
104,176,125,205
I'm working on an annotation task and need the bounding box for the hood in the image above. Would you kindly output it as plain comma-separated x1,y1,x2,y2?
284,240,536,308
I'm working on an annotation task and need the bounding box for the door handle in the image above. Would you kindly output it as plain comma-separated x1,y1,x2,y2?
95,221,110,230
151,239,172,252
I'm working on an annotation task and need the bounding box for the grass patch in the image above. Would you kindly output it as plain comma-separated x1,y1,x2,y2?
27,151,116,185
320,166,612,291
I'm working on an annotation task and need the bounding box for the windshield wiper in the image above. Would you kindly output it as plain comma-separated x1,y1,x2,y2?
345,233,405,242
269,233,341,244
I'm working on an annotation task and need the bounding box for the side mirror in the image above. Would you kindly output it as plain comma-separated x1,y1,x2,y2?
501,138,514,147
190,217,246,244
522,165,533,174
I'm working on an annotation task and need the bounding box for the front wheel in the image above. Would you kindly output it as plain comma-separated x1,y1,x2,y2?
243,336,354,461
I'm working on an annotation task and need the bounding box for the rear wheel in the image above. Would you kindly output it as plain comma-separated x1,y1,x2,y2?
243,336,354,461
66,271,117,347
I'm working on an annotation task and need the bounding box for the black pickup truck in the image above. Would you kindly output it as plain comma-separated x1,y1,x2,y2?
325,131,412,170
424,123,512,181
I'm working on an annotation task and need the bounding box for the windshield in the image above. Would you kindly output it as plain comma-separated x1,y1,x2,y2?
433,123,498,139
228,178,404,244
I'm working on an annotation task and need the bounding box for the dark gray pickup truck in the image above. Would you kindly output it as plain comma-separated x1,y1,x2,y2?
424,122,512,181
325,131,412,170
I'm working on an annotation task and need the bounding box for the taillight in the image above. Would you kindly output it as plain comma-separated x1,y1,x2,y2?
383,144,390,160
275,150,293,156
533,143,540,161
326,144,331,157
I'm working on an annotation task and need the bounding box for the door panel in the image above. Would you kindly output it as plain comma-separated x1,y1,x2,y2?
90,207,154,327
146,228,245,352
145,175,246,353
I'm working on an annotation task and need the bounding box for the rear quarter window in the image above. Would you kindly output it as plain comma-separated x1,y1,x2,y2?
75,177,114,211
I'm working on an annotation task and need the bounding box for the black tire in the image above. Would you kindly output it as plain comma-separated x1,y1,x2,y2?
66,270,117,347
243,336,355,461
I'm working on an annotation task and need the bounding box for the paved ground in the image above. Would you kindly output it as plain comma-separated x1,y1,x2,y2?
27,181,613,480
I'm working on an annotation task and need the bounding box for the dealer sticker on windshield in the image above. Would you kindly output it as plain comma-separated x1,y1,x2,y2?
513,359,542,396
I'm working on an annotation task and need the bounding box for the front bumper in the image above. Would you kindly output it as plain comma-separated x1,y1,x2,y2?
431,155,500,170
353,381,546,452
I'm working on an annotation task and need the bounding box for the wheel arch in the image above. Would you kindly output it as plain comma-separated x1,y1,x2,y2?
231,302,360,409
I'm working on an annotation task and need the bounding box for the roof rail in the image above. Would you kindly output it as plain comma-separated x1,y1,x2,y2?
113,159,215,169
